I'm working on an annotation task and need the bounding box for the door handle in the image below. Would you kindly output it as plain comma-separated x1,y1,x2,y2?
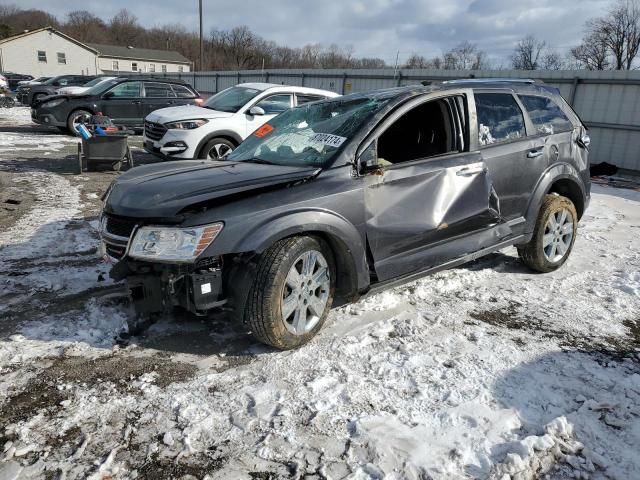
456,166,487,176
527,149,544,158
131,100,142,105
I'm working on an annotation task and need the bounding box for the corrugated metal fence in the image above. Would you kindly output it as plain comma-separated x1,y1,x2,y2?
158,68,640,171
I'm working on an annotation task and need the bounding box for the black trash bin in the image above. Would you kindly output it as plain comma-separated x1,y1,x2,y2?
77,135,133,173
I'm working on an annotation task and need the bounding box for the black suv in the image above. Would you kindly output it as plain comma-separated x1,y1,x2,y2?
31,77,202,134
100,79,591,349
17,75,97,106
1,72,34,91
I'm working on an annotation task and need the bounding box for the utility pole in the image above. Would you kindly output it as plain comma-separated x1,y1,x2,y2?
199,0,204,71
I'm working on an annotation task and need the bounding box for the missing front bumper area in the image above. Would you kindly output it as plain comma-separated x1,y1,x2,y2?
111,260,226,315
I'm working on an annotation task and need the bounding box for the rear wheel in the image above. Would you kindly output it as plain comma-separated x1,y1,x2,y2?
243,236,335,349
199,137,235,160
517,194,578,272
67,109,92,136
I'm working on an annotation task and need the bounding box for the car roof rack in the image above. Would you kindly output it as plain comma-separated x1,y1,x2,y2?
440,78,541,85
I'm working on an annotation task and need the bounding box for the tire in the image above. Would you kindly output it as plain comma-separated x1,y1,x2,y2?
517,194,578,273
67,109,92,136
199,137,235,160
243,236,336,349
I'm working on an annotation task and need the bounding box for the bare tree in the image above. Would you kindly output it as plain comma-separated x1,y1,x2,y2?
109,9,141,46
571,31,611,70
583,0,640,69
511,35,547,70
65,11,107,43
443,41,487,69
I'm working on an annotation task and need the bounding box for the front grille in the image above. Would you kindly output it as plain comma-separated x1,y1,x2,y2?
144,121,167,141
104,215,137,239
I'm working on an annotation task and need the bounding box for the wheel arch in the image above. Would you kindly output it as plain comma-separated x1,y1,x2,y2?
194,130,243,158
524,163,587,232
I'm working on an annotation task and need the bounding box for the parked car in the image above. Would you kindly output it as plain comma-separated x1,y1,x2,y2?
18,75,97,106
143,83,339,160
100,79,591,349
0,72,34,90
17,76,51,86
31,77,202,134
56,76,117,95
0,74,8,90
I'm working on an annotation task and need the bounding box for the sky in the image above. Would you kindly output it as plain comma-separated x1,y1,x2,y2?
11,0,615,65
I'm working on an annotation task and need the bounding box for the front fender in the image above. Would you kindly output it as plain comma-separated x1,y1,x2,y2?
194,129,244,157
205,208,369,290
523,162,586,232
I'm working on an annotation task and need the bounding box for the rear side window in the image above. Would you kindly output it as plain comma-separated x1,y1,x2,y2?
107,81,141,98
296,94,325,105
518,95,573,135
475,93,526,146
144,82,176,98
171,84,196,98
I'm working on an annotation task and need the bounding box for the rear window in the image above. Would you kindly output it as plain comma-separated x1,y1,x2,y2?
475,93,526,146
518,95,573,135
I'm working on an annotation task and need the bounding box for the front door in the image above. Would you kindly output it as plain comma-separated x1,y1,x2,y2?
244,93,293,137
363,95,502,281
100,81,143,125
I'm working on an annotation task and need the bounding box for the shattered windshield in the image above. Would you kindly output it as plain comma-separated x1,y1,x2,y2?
227,96,390,168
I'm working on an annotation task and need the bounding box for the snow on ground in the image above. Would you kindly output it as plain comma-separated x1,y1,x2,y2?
0,121,639,479
0,106,32,124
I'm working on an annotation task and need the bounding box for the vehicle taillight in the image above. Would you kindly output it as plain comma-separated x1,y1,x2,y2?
195,98,204,105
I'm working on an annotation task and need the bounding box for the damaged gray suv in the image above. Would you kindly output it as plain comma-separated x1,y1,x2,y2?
100,79,591,349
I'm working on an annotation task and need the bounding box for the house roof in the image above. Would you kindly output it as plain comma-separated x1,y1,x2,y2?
87,43,191,64
0,27,99,53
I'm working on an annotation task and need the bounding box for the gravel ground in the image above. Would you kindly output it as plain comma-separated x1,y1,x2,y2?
0,107,639,480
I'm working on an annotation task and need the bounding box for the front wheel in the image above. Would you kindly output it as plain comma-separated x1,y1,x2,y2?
243,236,335,349
67,109,92,136
517,194,578,273
199,137,235,160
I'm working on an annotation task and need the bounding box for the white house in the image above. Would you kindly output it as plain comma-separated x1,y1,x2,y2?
0,27,191,77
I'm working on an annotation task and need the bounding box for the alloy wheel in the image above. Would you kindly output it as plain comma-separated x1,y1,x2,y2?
207,143,233,160
281,250,330,335
543,208,574,263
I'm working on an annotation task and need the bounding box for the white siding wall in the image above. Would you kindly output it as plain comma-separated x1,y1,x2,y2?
96,57,189,74
0,30,98,76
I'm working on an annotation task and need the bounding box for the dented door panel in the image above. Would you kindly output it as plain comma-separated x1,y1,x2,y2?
365,152,503,281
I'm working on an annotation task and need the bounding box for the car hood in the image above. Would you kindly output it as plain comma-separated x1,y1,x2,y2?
145,105,233,123
104,160,320,218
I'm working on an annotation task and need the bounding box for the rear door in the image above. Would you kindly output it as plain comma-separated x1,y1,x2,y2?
244,93,293,137
100,81,143,125
142,82,177,117
471,90,546,222
362,92,503,281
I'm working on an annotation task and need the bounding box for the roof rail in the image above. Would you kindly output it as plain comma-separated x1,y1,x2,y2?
441,78,541,85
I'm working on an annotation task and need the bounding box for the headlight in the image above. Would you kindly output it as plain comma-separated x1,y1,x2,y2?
41,98,66,108
128,223,223,262
164,119,208,129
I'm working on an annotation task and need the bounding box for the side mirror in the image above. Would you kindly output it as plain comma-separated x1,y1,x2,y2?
248,106,265,116
358,142,381,173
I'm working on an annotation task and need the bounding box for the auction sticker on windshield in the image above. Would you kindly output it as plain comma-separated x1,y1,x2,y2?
310,133,347,148
254,123,274,138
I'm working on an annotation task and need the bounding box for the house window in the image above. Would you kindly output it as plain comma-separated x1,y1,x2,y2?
57,52,66,64
149,64,155,72
131,62,138,72
37,50,47,63
178,66,184,73
161,64,167,73
112,60,119,71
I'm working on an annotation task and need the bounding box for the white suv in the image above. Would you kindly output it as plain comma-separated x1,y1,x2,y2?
143,83,339,160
